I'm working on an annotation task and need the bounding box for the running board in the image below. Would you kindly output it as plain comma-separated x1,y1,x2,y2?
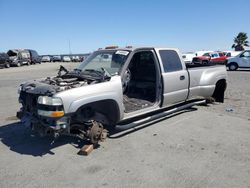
115,99,206,131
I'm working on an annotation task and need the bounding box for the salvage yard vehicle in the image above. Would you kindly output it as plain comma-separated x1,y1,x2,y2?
7,49,31,67
41,55,52,62
17,47,227,145
0,52,11,68
26,49,41,64
192,51,227,65
52,55,62,62
226,50,250,71
62,56,71,62
71,56,80,62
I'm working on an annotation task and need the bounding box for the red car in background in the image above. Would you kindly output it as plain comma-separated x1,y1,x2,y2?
192,52,227,65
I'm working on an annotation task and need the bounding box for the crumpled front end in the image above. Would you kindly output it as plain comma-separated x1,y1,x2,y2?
16,74,109,144
17,87,71,137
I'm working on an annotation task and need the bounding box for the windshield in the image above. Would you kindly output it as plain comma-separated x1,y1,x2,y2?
77,50,130,76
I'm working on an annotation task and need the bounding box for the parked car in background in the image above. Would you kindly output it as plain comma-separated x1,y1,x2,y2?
0,53,11,68
182,52,196,64
79,56,85,62
192,51,227,64
62,56,71,62
7,49,31,67
71,56,80,62
41,56,52,62
195,50,213,56
227,50,250,71
52,55,62,62
26,49,41,64
223,51,242,58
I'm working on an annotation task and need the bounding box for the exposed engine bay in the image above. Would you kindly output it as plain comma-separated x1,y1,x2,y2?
20,65,111,96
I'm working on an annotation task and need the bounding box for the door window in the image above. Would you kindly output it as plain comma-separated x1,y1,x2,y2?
159,50,183,72
242,51,250,57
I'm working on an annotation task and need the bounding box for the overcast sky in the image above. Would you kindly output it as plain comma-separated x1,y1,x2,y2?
0,0,249,54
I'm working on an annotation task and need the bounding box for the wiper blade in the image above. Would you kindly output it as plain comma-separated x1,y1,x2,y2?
83,69,104,77
101,67,111,78
73,68,82,73
83,69,111,80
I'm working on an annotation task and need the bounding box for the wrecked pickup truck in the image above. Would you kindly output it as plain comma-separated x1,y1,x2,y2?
17,47,227,144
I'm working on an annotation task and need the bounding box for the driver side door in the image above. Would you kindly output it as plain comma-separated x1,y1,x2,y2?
239,51,250,67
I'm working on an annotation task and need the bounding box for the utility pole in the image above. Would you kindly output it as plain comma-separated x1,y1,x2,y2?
68,39,72,54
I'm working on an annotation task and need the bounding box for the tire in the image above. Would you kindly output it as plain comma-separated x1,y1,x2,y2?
228,63,238,71
212,80,226,103
16,62,21,67
5,63,10,68
27,62,30,66
202,60,209,65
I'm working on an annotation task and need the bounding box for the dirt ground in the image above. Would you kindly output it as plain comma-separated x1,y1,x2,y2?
0,63,250,188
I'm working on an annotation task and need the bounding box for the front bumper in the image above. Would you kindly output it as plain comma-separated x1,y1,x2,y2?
17,109,71,136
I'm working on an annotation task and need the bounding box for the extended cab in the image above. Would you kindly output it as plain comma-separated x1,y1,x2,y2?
17,47,227,144
192,52,227,65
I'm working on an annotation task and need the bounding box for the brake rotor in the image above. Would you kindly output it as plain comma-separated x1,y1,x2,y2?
88,121,108,144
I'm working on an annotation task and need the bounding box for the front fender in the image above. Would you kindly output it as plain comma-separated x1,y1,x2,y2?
68,92,123,119
54,76,124,120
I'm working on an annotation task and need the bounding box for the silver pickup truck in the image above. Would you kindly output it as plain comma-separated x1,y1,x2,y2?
17,47,227,144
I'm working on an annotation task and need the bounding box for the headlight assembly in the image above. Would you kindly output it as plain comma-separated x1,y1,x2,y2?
37,96,64,118
37,96,63,106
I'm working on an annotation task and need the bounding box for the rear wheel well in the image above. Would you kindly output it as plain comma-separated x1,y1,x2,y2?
74,100,120,129
212,79,227,103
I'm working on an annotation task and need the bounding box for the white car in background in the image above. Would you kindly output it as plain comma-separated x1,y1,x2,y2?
182,52,196,64
223,51,241,57
227,50,250,70
195,50,213,57
62,56,71,62
41,56,51,62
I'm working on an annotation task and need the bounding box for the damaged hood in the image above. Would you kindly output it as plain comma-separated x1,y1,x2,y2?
20,77,89,96
20,67,111,96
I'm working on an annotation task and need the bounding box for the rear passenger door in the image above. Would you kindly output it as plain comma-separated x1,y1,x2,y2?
155,49,189,106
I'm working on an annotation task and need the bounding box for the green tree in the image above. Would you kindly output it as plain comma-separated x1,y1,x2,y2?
232,32,249,51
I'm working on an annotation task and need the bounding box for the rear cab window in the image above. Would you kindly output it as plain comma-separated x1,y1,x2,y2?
159,50,183,72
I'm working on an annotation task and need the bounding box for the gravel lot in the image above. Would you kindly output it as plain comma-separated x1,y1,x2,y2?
0,63,250,188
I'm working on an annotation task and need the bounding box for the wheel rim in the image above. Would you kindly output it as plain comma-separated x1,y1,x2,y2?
230,64,236,70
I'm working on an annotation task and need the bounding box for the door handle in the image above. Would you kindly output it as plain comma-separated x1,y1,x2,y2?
180,75,185,80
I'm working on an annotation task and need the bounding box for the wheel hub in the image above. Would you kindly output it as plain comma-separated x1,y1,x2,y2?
87,121,108,144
